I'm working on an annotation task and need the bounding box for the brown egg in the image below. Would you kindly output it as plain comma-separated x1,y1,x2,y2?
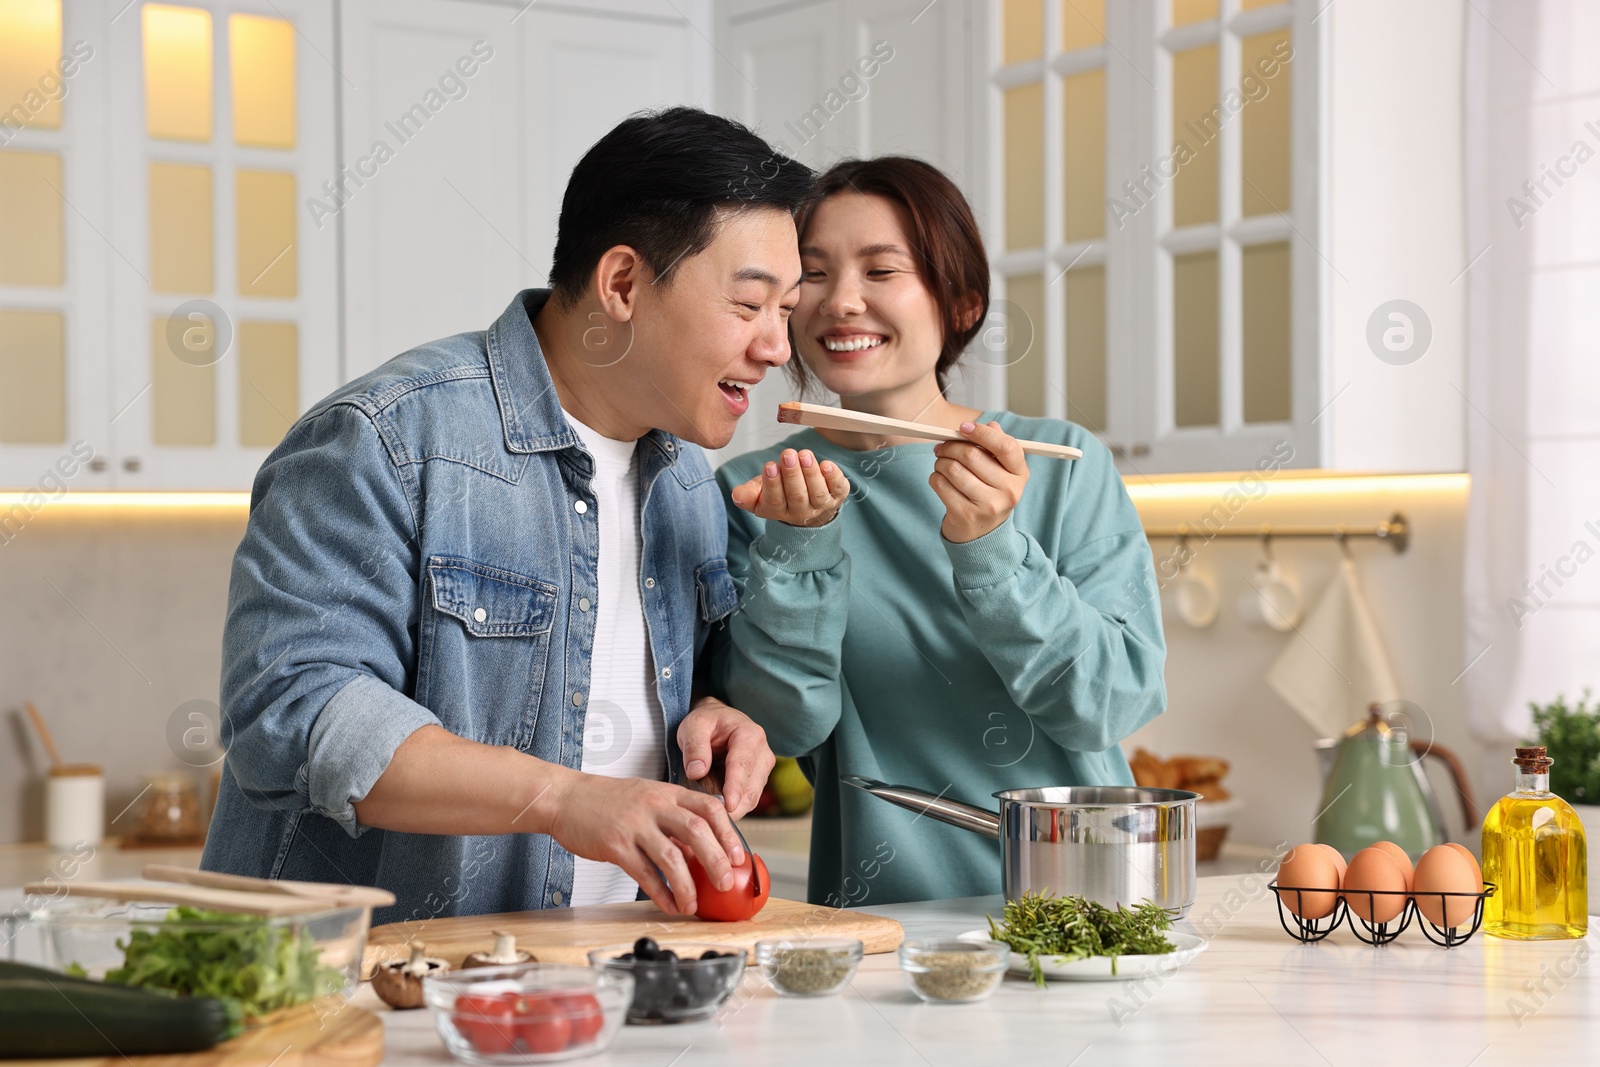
1342,847,1408,924
1312,843,1348,882
1369,841,1415,891
1275,843,1341,919
1414,845,1482,929
1441,842,1482,884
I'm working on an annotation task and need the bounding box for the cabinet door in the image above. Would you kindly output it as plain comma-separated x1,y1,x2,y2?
339,0,525,382
0,0,113,491
105,0,338,489
519,5,707,280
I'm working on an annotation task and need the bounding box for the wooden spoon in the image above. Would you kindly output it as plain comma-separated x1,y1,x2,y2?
777,402,1082,460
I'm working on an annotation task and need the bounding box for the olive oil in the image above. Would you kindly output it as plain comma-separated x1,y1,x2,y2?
1481,746,1588,940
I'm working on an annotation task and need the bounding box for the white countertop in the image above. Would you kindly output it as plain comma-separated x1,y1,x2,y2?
8,847,1594,1065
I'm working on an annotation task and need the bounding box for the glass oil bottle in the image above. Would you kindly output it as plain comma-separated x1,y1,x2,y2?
1482,746,1588,940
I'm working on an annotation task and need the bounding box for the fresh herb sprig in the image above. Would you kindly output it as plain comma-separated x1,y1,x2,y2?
986,891,1175,987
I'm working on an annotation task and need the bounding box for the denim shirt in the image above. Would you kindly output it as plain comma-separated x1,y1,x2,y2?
202,290,738,928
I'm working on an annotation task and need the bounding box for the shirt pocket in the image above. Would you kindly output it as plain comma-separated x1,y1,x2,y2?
420,556,559,748
429,556,558,637
695,558,738,624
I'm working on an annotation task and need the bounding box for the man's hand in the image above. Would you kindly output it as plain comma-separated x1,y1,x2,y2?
544,773,746,916
728,448,850,527
930,421,1030,543
678,694,776,820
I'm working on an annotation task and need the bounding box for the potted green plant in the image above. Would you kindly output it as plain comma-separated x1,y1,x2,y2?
1528,691,1600,855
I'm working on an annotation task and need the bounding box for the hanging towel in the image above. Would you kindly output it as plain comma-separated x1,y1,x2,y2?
1265,557,1402,737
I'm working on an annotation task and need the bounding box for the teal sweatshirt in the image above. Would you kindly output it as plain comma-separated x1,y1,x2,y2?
710,411,1167,906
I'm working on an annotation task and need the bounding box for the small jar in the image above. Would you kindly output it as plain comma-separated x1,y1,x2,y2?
898,939,1007,1004
755,937,863,996
133,773,203,843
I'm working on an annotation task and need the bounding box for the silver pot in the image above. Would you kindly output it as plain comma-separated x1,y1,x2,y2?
843,777,1200,915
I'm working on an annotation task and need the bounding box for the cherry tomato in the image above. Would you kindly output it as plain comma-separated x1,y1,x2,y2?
685,849,771,922
452,992,516,1054
554,992,605,1043
511,992,572,1054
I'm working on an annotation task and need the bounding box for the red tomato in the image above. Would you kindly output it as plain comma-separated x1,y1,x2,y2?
554,992,605,1044
685,850,771,922
452,992,516,1054
511,992,572,1054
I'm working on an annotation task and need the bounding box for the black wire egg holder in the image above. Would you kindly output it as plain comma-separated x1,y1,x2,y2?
1268,881,1497,947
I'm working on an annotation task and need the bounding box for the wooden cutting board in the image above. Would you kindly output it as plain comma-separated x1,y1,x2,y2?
363,897,903,973
10,1000,383,1067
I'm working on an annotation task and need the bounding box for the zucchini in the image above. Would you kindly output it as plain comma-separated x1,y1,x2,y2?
0,976,240,1058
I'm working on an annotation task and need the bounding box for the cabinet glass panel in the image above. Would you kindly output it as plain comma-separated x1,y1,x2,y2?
1170,0,1218,27
1171,45,1219,227
1062,69,1105,242
229,14,295,149
1173,250,1219,427
1065,266,1106,432
236,170,296,298
1242,241,1290,423
238,320,296,447
151,313,215,445
1241,31,1291,217
1005,82,1044,250
1004,273,1045,417
143,5,213,142
0,309,64,443
1061,0,1105,52
0,0,63,131
149,161,213,293
1004,0,1044,64
0,149,64,286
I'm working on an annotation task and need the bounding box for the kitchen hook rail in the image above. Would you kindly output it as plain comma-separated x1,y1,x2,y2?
1142,511,1409,554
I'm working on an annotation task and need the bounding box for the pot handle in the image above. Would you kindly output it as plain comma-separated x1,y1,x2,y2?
840,776,1001,839
1410,741,1481,829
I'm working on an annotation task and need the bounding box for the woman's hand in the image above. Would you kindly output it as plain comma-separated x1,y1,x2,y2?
729,448,850,527
930,421,1030,543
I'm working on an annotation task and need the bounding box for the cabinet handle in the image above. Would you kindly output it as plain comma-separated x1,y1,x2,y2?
122,457,142,473
88,458,107,473
1131,443,1150,457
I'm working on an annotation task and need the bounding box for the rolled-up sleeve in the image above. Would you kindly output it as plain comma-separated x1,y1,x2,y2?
222,402,439,838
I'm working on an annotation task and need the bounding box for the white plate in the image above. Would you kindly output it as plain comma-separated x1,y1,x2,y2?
956,930,1208,982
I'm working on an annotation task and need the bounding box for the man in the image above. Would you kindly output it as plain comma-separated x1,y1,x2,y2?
203,108,812,925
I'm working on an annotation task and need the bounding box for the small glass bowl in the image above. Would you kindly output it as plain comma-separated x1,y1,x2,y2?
587,941,746,1024
423,963,631,1064
755,937,864,997
898,938,1008,1004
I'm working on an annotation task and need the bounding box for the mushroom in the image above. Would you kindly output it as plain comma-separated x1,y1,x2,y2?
371,944,450,1010
461,930,537,969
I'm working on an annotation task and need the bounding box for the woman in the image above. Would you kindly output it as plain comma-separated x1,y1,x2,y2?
711,157,1165,906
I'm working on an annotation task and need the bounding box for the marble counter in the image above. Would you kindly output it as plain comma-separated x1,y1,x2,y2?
8,862,1595,1066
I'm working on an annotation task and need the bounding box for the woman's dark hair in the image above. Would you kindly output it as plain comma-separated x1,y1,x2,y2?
788,156,990,394
548,107,814,306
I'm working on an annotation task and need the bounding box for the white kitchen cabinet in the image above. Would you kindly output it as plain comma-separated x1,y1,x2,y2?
985,0,1464,475
0,0,338,490
340,0,709,382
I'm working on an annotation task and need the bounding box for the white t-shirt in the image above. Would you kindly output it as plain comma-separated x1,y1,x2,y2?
562,409,667,907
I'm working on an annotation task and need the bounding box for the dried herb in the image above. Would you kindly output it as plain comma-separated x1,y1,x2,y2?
986,891,1175,987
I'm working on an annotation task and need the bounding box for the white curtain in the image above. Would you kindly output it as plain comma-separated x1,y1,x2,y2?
1463,0,1600,746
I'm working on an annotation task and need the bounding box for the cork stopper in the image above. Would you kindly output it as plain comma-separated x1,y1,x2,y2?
1513,746,1553,773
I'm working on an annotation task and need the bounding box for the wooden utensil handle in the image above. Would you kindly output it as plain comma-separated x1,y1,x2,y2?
777,402,1082,460
23,880,342,916
142,864,396,908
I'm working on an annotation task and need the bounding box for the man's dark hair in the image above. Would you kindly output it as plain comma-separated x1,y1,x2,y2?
548,107,815,307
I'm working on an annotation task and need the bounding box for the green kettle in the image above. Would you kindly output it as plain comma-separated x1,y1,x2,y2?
1313,704,1478,859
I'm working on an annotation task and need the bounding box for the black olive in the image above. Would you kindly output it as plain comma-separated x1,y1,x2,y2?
633,937,659,960
618,952,635,961
658,949,678,963
699,949,721,960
